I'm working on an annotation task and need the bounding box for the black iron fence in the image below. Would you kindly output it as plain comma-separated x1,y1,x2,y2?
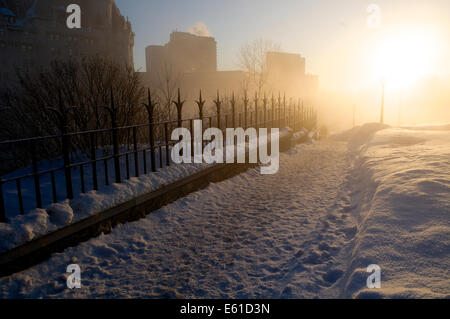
0,89,317,223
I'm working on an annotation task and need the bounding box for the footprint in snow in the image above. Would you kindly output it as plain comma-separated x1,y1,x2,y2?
322,269,344,286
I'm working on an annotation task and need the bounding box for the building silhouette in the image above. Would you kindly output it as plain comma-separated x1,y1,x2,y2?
0,0,134,87
266,51,318,96
142,32,318,115
146,31,217,75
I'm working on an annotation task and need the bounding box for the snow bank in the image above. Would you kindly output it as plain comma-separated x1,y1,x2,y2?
292,129,310,144
0,162,210,253
343,126,450,298
330,123,390,151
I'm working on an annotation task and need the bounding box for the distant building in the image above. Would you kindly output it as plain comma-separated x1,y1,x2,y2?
181,70,248,98
143,32,317,104
0,0,134,87
146,31,217,75
267,51,306,77
266,51,318,97
143,32,247,115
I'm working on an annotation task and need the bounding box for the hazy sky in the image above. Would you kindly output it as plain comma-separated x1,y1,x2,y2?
116,0,450,92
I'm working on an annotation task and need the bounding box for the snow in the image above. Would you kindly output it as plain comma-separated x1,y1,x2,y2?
0,128,289,253
2,146,174,218
0,147,211,253
1,139,353,298
335,124,450,298
400,123,450,131
0,123,448,298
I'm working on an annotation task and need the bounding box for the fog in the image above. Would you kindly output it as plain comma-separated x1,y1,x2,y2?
316,76,450,133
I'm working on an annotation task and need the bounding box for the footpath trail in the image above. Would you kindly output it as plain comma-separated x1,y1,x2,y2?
0,141,357,298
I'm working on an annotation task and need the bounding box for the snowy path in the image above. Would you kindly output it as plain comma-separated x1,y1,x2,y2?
0,141,357,298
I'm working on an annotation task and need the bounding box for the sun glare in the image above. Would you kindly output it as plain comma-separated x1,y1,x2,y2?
372,28,437,90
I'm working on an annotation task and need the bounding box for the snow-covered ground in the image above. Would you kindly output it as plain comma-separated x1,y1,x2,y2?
0,123,448,298
0,129,290,253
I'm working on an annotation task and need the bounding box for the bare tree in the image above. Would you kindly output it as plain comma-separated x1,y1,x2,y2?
237,39,281,97
155,62,183,123
0,55,145,169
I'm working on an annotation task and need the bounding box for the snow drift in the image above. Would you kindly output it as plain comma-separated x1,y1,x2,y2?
0,162,210,253
336,123,450,298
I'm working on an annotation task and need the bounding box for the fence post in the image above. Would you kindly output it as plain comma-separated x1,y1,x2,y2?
298,100,302,130
271,94,275,128
301,101,304,128
254,92,259,130
50,172,57,203
16,179,24,215
107,87,121,184
195,90,205,120
80,165,85,194
231,92,236,128
125,153,130,179
263,93,268,128
164,122,170,167
295,101,298,132
104,159,109,186
0,179,5,222
309,106,312,128
213,90,222,130
172,88,186,156
172,88,185,129
195,90,206,151
62,125,73,199
143,149,147,175
90,132,98,191
277,93,281,127
288,98,292,127
307,106,310,128
243,91,249,129
143,88,157,173
133,126,139,177
31,143,42,208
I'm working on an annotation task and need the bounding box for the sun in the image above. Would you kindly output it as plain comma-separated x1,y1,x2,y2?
372,28,437,90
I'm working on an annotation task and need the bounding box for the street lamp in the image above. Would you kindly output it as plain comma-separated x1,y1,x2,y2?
380,78,386,124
